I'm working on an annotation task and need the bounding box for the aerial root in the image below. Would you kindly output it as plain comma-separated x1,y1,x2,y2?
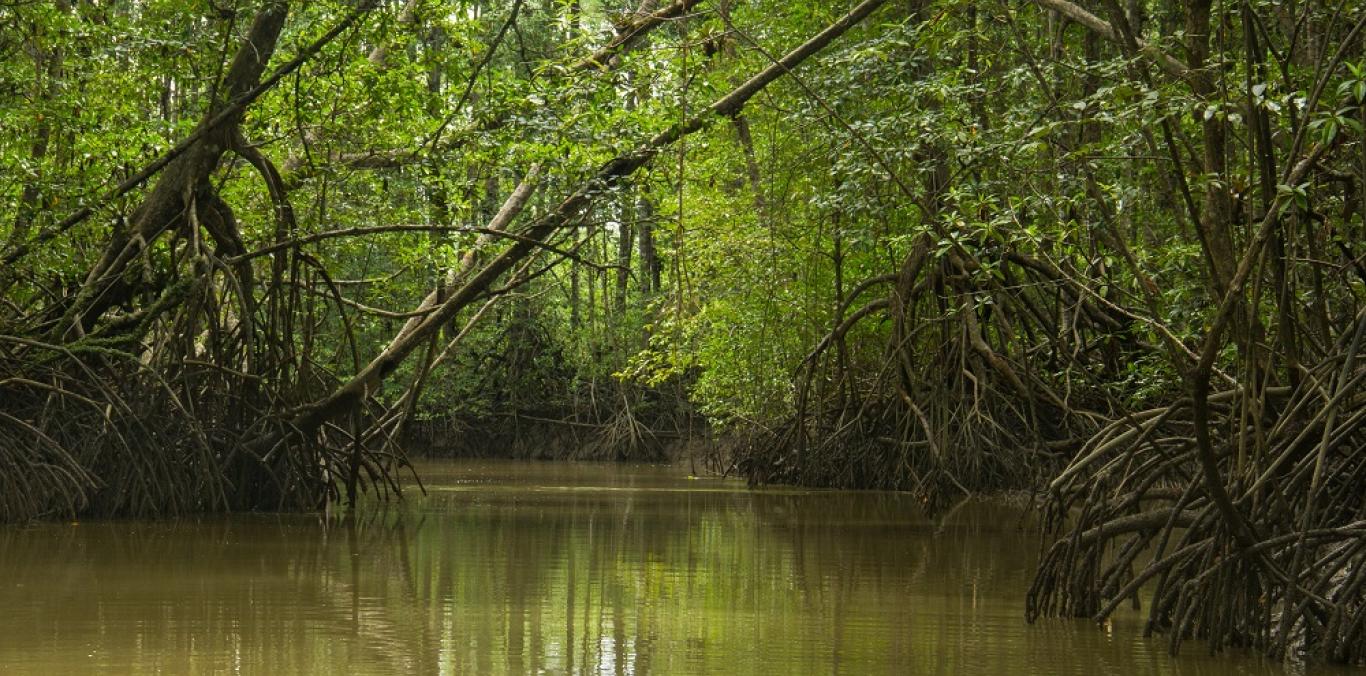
733,240,1118,506
1026,350,1366,665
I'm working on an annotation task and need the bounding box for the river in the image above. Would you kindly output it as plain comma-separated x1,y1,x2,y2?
0,459,1312,674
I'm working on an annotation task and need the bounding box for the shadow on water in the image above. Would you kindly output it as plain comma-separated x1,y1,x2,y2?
0,459,1318,674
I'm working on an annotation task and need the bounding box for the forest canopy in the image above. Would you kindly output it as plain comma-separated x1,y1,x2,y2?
1,0,1364,665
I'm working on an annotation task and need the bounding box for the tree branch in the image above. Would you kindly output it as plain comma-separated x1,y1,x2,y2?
1026,0,1190,80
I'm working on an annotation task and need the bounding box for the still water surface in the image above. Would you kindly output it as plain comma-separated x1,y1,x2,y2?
0,459,1305,674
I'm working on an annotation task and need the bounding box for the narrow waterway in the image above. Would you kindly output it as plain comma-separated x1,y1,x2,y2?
0,459,1305,674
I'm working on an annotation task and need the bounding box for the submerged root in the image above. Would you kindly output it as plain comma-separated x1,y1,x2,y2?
733,238,1112,506
0,345,345,521
578,400,666,461
1027,349,1366,665
0,354,224,520
0,250,405,521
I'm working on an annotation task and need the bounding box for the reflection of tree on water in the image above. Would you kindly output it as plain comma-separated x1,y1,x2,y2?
0,515,445,674
0,467,1279,675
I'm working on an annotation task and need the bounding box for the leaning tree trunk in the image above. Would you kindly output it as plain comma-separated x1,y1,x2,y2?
57,2,290,339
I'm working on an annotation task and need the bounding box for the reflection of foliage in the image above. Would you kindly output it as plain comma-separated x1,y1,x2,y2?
2,462,1279,674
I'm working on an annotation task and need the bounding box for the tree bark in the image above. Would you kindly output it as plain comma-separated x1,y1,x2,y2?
638,195,659,296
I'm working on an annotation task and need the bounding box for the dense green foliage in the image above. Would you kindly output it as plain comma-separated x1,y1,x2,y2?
2,0,1365,664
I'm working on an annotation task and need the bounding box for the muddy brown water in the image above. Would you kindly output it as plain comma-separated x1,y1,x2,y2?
0,459,1327,674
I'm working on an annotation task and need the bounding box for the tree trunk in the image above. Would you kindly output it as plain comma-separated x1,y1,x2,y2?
57,2,291,338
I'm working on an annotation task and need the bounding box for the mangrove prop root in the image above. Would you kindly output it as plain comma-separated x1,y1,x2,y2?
1026,345,1366,665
